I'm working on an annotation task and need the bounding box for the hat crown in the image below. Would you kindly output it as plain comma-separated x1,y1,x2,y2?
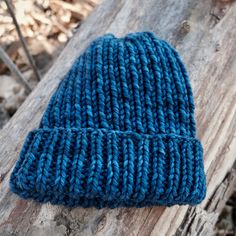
40,32,196,137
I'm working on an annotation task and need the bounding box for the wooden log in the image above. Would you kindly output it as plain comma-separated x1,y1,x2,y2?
1,0,236,235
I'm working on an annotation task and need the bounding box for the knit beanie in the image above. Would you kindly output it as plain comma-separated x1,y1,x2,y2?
10,32,206,208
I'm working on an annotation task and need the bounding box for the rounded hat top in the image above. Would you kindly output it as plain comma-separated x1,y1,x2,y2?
40,31,196,138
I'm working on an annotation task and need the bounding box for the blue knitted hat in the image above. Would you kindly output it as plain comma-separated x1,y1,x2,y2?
10,32,206,208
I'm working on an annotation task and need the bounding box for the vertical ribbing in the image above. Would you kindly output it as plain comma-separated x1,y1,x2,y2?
53,131,70,193
87,130,104,195
125,43,136,132
140,39,155,134
161,41,189,135
110,133,120,197
57,60,79,128
173,59,191,135
185,141,194,199
178,141,188,197
168,61,181,135
74,57,83,128
95,40,109,129
125,41,144,133
121,138,129,199
108,39,120,130
156,137,167,198
10,132,36,180
69,131,82,195
11,131,205,207
158,41,178,134
84,47,95,128
91,43,99,129
188,142,198,201
73,130,88,194
137,35,158,133
127,138,135,197
15,131,44,189
121,138,135,199
149,139,158,199
36,130,58,192
143,34,166,134
134,139,144,200
65,65,77,128
133,138,150,201
103,39,113,129
114,40,125,131
40,90,57,128
190,141,204,202
171,140,181,199
159,41,176,134
174,51,196,137
41,31,198,137
163,139,175,201
196,143,206,197
126,34,155,134
118,40,132,131
81,52,88,128
40,58,76,128
133,45,148,133
148,35,171,134
105,132,119,198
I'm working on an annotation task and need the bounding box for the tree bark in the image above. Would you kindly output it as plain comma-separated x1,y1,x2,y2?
0,0,236,235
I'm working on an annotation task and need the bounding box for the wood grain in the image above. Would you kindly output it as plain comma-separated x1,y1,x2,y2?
0,0,236,235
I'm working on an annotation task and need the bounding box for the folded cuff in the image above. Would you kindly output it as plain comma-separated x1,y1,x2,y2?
10,128,206,208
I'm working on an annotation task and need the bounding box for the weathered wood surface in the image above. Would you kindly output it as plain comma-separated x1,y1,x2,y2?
1,0,236,235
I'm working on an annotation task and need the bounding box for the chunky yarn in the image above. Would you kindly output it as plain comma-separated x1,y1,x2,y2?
10,32,206,208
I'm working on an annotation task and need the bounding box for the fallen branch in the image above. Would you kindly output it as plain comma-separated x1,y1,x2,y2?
0,46,32,93
4,0,41,82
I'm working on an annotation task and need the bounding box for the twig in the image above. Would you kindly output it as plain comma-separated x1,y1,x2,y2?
0,47,32,93
4,0,41,82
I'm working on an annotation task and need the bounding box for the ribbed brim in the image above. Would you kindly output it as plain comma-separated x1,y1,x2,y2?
10,128,206,208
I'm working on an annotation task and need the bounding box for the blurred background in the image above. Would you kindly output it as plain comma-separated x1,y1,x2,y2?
0,0,98,128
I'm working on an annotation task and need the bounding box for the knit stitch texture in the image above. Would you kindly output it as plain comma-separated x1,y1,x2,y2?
10,31,206,208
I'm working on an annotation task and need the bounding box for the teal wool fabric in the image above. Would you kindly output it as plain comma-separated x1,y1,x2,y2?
10,32,206,208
